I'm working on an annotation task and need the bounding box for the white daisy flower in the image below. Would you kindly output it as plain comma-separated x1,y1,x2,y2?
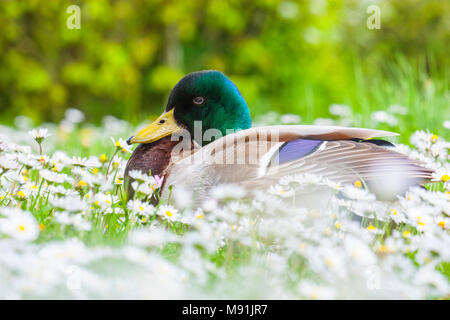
0,209,39,242
0,154,19,170
110,136,132,153
127,200,155,216
388,104,409,115
17,153,42,168
54,212,92,231
410,130,435,152
40,169,72,184
128,170,150,183
64,108,85,124
431,166,449,183
342,185,376,201
298,281,336,300
71,156,101,168
49,185,78,197
129,228,175,247
51,196,88,212
371,110,398,126
28,128,51,142
0,139,10,152
405,206,434,231
210,184,246,200
329,104,353,117
157,204,179,222
280,114,301,124
93,193,119,209
344,236,376,265
268,184,295,198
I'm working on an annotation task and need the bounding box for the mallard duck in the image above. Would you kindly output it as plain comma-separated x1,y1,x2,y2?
125,70,432,203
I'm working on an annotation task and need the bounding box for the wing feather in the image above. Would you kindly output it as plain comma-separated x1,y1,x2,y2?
165,126,432,201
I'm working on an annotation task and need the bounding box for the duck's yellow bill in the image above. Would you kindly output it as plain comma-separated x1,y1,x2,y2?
128,108,182,144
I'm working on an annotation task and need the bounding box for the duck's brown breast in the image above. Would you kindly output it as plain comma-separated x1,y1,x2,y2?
124,136,179,179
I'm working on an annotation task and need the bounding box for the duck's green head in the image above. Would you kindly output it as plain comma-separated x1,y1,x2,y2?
129,70,251,145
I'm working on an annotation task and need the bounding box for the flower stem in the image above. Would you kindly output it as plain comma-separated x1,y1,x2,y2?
105,149,119,180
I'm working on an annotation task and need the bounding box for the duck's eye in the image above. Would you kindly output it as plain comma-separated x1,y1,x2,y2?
193,96,205,105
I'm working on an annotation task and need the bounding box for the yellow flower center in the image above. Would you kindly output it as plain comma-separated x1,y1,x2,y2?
78,180,88,187
18,225,25,231
441,174,449,182
438,221,445,229
334,222,341,229
367,225,376,231
354,180,362,188
376,245,388,254
165,211,173,217
390,209,398,216
325,259,334,267
403,230,411,238
99,154,107,163
431,134,438,143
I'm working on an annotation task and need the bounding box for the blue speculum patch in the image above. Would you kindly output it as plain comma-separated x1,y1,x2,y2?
276,139,323,164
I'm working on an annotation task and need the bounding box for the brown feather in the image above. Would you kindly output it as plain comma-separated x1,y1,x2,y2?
125,136,178,178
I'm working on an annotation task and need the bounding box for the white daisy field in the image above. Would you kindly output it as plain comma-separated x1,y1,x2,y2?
0,108,448,300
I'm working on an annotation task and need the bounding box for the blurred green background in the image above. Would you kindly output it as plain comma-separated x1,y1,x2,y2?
0,0,448,137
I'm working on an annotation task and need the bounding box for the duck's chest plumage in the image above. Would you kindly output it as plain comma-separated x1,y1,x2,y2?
124,137,199,198
124,137,178,184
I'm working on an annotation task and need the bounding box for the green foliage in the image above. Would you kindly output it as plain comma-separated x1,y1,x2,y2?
0,0,448,132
